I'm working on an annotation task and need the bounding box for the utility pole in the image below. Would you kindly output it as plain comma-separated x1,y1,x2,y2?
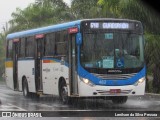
0,21,8,34
5,22,8,32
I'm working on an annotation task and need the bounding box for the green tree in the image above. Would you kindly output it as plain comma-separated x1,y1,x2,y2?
98,0,160,34
98,0,121,17
71,0,101,19
9,0,73,32
119,0,160,34
0,33,6,80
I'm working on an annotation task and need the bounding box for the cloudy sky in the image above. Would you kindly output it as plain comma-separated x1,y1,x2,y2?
0,0,71,32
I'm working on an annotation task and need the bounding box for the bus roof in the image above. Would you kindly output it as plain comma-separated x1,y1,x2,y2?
6,20,82,40
6,18,141,40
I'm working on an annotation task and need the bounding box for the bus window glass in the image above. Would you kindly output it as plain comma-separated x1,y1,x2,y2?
56,31,68,56
81,32,144,69
7,40,13,58
55,32,60,42
26,36,34,57
56,43,67,55
45,33,55,56
19,38,25,58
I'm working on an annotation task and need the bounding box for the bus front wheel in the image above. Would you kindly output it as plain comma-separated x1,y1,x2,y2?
22,79,30,98
111,96,128,104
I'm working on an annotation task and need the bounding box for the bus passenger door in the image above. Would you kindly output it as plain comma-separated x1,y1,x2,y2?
13,39,19,90
69,34,78,95
35,35,44,92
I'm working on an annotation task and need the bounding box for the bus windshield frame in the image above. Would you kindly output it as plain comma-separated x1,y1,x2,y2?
80,20,144,74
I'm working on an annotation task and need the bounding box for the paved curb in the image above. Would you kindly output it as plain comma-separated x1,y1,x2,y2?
145,93,160,96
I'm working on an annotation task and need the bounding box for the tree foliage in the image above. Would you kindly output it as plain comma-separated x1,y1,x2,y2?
9,0,73,32
71,0,101,19
0,33,5,79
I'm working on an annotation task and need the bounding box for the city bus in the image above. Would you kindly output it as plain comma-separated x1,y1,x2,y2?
5,18,145,104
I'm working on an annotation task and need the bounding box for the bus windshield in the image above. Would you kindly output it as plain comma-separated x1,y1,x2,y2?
81,32,144,69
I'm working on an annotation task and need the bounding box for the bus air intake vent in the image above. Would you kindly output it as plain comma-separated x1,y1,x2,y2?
91,73,137,80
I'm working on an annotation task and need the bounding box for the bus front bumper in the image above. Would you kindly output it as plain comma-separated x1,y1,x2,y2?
78,78,145,97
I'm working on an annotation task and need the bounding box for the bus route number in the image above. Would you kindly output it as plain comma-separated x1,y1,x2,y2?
90,23,99,29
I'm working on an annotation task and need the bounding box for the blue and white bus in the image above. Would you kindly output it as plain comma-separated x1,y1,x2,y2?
5,18,145,104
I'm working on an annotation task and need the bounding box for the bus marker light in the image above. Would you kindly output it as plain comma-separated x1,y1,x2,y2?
13,39,19,42
68,27,78,34
35,34,44,39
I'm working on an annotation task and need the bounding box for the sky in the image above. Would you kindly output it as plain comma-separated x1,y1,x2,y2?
0,0,71,32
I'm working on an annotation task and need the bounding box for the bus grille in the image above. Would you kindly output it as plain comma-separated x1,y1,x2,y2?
96,89,132,95
91,73,137,80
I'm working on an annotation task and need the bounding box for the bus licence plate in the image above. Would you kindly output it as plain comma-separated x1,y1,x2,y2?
109,89,121,94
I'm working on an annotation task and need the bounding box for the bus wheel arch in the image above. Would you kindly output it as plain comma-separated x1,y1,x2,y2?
58,77,69,104
22,76,30,98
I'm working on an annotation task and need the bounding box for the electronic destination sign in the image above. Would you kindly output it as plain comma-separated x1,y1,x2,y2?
81,20,143,33
90,22,129,29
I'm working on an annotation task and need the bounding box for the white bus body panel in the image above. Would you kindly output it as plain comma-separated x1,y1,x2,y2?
5,68,14,90
42,61,69,95
18,60,36,92
78,77,145,97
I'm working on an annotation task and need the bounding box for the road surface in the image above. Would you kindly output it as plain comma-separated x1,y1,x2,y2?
0,80,160,120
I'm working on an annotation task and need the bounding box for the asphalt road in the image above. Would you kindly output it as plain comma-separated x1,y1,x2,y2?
0,80,160,120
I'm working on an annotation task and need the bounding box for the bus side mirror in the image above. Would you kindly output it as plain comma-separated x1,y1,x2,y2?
76,33,82,45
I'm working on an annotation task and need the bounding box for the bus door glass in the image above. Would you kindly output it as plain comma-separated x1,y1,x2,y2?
35,34,44,91
68,29,78,95
13,39,19,90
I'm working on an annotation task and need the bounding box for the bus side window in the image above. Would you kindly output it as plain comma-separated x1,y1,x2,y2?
56,43,67,56
37,38,45,57
45,32,55,56
26,36,34,58
19,38,26,58
7,40,13,59
56,31,68,56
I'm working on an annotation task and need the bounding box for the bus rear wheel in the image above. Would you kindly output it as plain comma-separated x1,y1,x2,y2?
22,79,30,98
59,81,70,104
111,96,128,104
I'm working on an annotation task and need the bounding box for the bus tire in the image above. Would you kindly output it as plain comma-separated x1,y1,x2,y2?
111,96,128,104
22,78,30,98
59,81,70,104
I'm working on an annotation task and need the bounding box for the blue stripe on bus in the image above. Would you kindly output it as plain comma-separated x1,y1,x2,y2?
78,65,146,86
42,57,69,67
5,58,12,61
6,57,69,67
18,58,34,61
6,58,34,61
42,57,60,62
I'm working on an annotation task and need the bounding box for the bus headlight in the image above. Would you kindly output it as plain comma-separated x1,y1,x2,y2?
134,77,145,86
80,77,95,87
83,78,89,84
